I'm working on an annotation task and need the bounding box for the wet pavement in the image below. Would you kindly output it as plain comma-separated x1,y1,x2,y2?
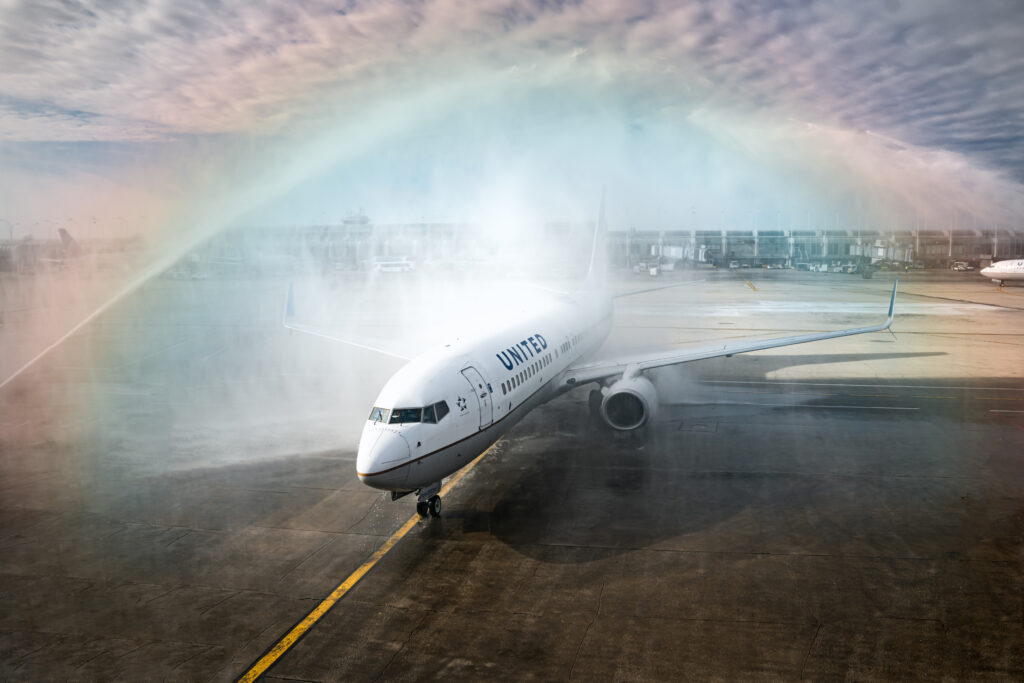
1,269,1022,680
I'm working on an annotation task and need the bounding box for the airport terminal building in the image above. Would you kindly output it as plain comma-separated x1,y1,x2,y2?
610,225,1024,271
4,216,1022,274
189,217,1024,274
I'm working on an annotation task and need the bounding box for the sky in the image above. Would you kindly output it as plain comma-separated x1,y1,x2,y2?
1,0,1024,240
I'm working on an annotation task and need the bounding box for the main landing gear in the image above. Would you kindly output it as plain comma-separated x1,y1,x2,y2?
415,482,442,518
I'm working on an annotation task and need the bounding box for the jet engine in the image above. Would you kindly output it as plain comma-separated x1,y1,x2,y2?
600,375,658,430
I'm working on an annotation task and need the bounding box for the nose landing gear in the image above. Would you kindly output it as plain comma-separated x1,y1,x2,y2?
416,495,442,518
415,482,443,518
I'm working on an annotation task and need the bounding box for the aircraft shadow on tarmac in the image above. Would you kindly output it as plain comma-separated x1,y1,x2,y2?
480,351,953,561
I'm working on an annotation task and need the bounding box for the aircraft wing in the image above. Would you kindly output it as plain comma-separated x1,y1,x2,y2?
564,280,898,386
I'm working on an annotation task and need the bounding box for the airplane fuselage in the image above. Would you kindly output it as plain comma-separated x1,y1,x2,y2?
980,259,1024,284
356,289,613,491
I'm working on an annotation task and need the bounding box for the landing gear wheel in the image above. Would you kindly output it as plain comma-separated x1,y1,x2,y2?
416,501,429,517
427,495,442,518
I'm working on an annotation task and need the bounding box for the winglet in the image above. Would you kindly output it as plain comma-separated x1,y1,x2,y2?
886,278,898,326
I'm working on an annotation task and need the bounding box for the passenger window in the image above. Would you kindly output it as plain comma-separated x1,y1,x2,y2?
501,382,506,395
389,408,421,424
435,401,450,421
368,406,390,423
423,403,436,423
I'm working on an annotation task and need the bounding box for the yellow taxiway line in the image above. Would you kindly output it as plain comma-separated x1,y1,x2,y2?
745,280,758,291
237,444,496,682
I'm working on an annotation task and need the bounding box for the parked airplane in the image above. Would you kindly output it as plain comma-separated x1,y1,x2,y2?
979,259,1024,285
285,203,898,517
35,228,84,269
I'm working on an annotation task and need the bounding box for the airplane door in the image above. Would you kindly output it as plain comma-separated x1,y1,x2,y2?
460,366,493,429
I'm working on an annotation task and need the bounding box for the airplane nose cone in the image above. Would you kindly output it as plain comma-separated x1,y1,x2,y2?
357,427,411,490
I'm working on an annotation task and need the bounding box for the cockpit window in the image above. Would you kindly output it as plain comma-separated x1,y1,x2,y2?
370,402,449,426
389,408,422,424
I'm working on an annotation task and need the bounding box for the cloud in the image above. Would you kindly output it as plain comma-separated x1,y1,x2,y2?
1,0,1023,228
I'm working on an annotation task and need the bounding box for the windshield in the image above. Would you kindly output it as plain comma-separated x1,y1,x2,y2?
368,401,449,425
389,408,422,424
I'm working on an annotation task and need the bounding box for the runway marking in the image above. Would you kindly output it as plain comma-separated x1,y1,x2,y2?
790,278,1024,311
702,380,1024,392
237,444,495,683
745,280,758,291
729,401,918,411
991,412,1024,433
852,393,957,401
919,331,1024,348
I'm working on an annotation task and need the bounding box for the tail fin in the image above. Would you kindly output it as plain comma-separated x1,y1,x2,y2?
584,190,607,287
284,281,295,322
58,228,82,256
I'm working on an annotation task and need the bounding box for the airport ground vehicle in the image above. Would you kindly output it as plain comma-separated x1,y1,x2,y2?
372,257,415,272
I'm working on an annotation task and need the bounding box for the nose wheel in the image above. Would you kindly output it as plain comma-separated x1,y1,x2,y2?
415,483,443,518
416,495,442,518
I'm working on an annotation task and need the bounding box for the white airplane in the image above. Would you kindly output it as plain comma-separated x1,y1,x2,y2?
285,205,898,518
979,259,1024,285
36,228,84,269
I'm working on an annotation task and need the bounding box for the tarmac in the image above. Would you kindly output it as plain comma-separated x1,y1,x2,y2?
1,267,1022,680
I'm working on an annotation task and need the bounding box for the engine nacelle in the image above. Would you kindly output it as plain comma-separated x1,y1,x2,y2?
600,375,658,430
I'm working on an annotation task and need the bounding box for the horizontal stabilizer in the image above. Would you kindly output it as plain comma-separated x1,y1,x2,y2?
282,283,411,361
613,279,704,299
